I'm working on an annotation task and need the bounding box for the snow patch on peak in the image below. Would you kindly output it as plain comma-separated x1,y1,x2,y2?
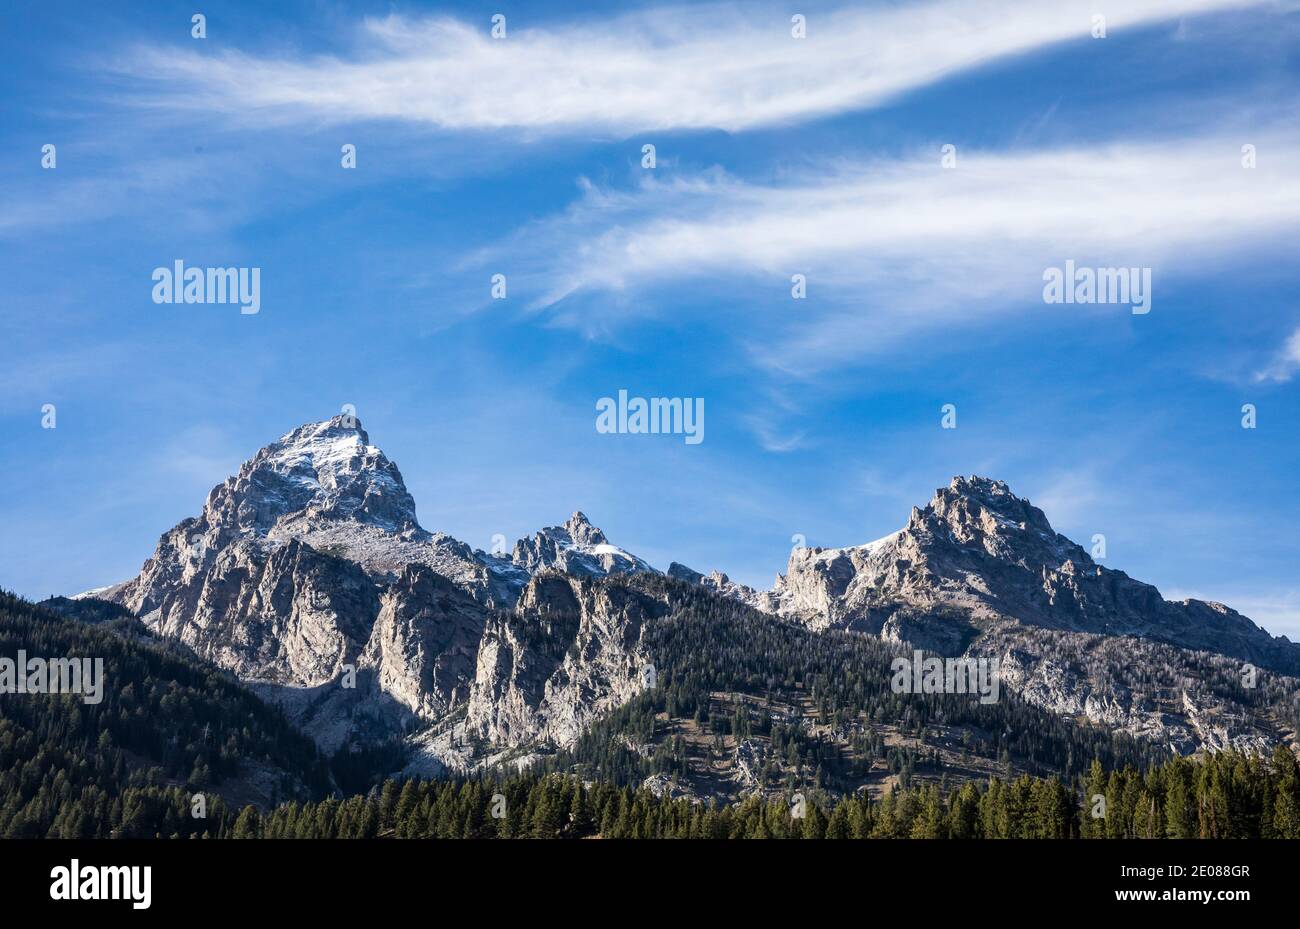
511,513,655,579
854,529,905,557
212,415,420,535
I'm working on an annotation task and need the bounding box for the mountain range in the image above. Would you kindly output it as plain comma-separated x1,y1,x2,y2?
79,415,1299,800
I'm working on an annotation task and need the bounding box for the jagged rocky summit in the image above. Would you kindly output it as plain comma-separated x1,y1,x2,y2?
92,417,1299,765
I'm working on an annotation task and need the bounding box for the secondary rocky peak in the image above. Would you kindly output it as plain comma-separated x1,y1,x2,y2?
510,512,654,580
563,511,607,547
666,562,704,584
665,561,774,614
906,475,1076,567
752,475,1300,675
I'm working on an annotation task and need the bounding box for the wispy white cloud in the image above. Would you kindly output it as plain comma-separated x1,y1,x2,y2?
483,128,1300,374
744,413,808,453
1253,327,1300,382
111,0,1264,135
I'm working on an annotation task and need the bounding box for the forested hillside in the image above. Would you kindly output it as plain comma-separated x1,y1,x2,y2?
0,592,331,837
533,575,1168,799
107,747,1300,839
3,586,1297,840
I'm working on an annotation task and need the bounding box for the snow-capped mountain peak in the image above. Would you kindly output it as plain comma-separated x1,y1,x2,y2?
201,415,419,537
107,416,663,629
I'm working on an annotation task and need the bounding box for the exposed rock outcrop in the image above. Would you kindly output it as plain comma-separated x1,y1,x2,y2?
465,573,666,749
511,512,655,579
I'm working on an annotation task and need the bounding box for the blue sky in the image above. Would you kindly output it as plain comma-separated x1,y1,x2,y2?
2,0,1298,636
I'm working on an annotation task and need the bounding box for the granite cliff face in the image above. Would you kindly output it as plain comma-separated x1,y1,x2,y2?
464,573,664,749
361,565,488,720
94,420,1298,767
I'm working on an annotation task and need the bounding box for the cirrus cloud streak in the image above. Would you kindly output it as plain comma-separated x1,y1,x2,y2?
112,0,1265,135
482,129,1300,375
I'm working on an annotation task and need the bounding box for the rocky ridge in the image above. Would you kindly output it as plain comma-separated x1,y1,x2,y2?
677,476,1299,753
93,419,1299,769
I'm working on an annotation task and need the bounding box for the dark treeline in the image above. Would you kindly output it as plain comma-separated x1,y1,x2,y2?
76,746,1300,839
0,592,332,839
